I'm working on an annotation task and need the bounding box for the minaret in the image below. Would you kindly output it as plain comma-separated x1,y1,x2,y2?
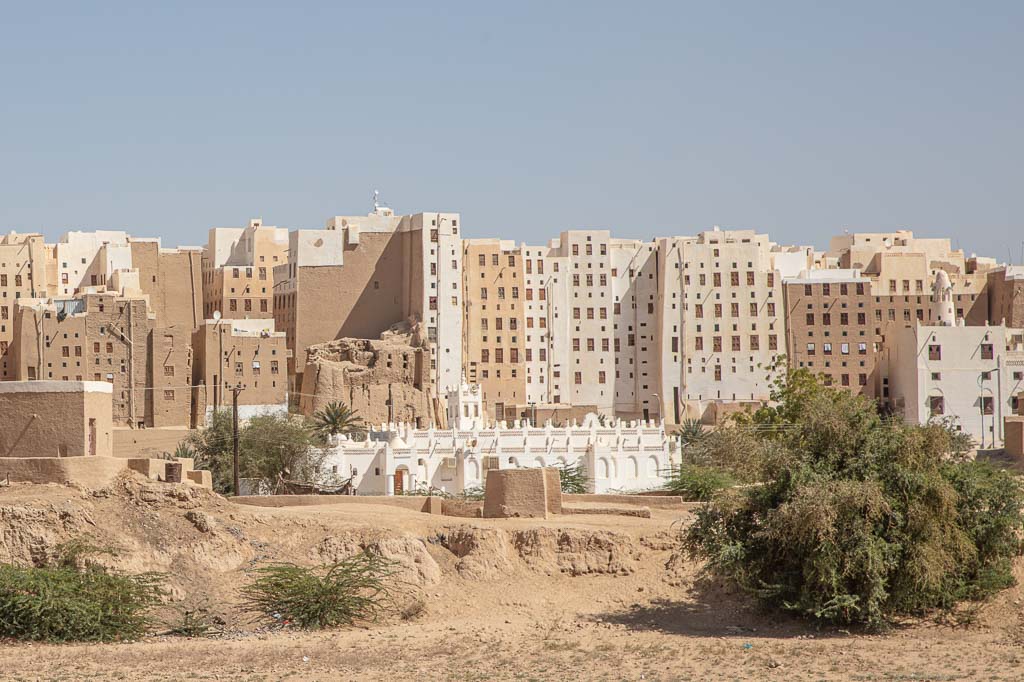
931,270,955,326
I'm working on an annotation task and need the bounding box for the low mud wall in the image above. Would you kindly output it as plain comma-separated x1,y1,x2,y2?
231,494,435,513
564,493,687,509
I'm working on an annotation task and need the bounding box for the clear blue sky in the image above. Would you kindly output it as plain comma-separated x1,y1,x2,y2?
1,1,1021,260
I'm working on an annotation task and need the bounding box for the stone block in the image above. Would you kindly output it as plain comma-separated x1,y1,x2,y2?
483,467,562,519
185,469,213,489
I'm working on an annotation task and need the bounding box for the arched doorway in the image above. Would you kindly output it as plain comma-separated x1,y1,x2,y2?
394,466,410,495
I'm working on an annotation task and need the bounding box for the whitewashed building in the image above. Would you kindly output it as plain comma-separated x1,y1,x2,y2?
321,379,676,496
885,272,1024,447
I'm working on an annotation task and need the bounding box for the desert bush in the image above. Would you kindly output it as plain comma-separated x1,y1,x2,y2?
242,552,394,629
665,464,735,501
0,541,162,642
459,485,486,501
558,461,589,494
686,365,1024,628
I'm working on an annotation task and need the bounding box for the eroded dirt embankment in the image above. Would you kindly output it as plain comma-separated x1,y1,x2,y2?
0,475,689,627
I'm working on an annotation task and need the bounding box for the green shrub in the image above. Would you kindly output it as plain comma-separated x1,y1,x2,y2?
685,365,1024,628
557,461,589,494
242,552,394,629
0,556,162,642
665,464,735,501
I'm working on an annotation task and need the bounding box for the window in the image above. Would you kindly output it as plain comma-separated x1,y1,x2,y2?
749,335,759,350
731,336,741,351
713,336,722,352
806,343,816,356
587,338,595,351
928,344,941,361
768,334,778,350
713,273,721,287
495,348,503,363
806,313,814,325
982,396,994,415
822,284,831,296
598,371,606,384
510,348,519,363
478,254,486,266
429,297,437,310
164,365,174,376
981,343,994,360
574,371,582,384
695,337,704,351
823,342,832,355
695,304,703,319
164,390,175,401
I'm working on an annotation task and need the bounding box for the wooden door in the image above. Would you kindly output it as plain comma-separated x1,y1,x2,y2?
394,469,405,495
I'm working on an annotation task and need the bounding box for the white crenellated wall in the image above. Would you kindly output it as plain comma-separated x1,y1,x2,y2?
321,415,676,496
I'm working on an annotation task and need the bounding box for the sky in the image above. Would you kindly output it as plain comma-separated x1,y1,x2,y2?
1,1,1021,260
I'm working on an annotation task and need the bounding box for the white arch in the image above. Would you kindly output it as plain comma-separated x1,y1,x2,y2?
627,456,639,479
598,458,610,479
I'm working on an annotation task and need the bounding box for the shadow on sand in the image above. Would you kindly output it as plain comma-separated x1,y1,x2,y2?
591,577,861,640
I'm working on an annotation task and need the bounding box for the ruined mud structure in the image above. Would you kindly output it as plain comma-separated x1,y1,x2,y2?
299,320,442,427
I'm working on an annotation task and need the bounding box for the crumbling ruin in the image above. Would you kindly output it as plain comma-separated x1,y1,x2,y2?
299,320,442,427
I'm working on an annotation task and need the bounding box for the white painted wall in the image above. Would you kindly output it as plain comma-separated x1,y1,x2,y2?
322,417,676,496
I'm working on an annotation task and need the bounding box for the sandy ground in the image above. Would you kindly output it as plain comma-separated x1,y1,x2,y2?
2,479,1024,681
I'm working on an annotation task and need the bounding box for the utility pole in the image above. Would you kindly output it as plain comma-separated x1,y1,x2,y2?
231,383,244,496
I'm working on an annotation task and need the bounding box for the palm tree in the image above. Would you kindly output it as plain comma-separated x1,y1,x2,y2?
312,401,365,442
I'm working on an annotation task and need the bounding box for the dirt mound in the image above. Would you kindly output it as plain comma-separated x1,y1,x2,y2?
314,534,442,586
1,475,678,633
435,525,649,579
